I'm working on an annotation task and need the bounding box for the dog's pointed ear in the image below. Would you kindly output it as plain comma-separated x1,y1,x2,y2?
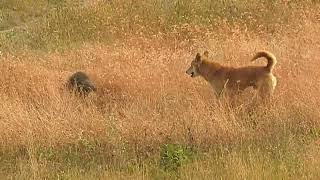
195,53,201,62
203,51,209,58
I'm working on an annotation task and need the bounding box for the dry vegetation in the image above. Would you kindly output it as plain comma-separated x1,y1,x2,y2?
0,0,320,179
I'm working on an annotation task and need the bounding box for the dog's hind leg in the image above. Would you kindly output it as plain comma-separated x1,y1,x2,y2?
257,79,276,104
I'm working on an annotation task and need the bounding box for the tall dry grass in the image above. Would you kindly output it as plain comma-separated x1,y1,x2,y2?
0,0,320,179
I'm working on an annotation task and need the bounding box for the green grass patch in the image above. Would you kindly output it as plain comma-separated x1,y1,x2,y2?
1,0,319,53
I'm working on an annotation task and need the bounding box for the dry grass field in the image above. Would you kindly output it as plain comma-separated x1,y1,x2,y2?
0,0,320,179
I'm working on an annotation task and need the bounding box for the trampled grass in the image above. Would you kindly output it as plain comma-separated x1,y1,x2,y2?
0,0,320,179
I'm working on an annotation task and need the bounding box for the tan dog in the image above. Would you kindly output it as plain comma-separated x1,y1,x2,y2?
186,51,277,99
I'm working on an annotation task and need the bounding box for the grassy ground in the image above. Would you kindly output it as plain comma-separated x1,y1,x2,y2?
0,0,320,179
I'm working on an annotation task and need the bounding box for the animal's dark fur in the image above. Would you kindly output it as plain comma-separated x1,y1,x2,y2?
67,71,96,96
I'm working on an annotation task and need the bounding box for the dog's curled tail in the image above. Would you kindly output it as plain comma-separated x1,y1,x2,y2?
251,51,277,72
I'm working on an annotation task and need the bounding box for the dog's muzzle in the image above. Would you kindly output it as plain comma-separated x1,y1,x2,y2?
190,72,194,77
186,70,193,77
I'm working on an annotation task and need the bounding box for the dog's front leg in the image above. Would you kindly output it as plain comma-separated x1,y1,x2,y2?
211,79,229,99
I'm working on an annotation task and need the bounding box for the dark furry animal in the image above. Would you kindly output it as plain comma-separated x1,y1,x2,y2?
67,71,96,96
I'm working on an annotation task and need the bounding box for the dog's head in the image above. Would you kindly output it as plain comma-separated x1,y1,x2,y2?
186,51,208,78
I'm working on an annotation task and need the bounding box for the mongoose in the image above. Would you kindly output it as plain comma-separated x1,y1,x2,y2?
67,71,96,96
